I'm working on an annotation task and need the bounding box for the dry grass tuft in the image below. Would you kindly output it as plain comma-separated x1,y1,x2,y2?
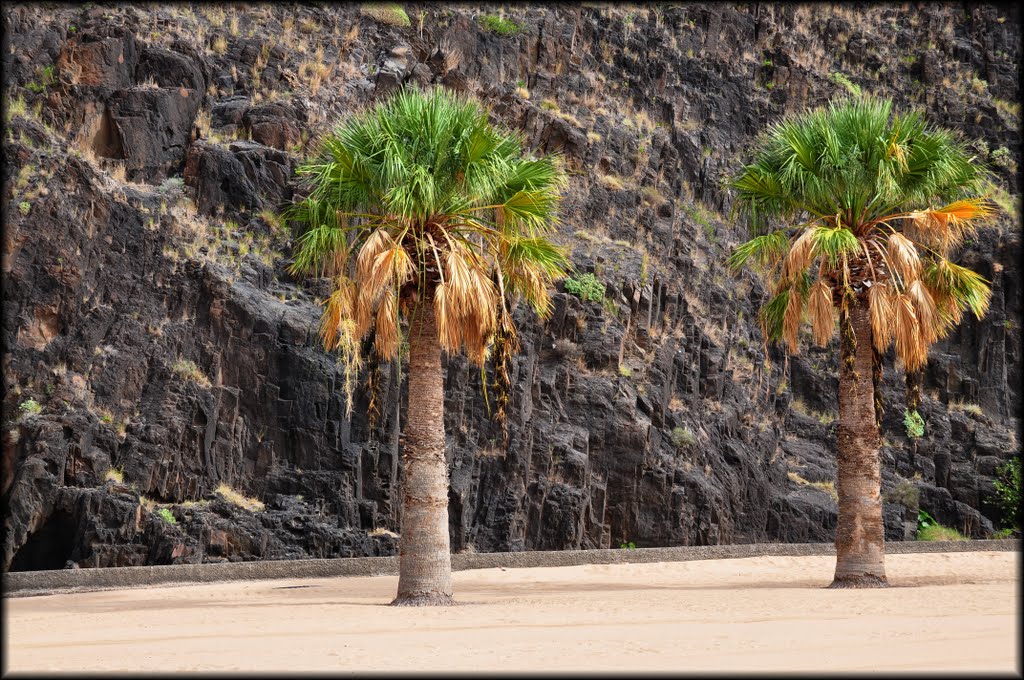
215,483,265,512
788,471,838,502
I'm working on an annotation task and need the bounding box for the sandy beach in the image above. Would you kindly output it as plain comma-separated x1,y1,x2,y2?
4,550,1019,674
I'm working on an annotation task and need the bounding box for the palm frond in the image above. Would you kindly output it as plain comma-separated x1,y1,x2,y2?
922,258,992,321
356,229,394,285
907,279,940,346
727,230,790,271
374,288,400,360
807,279,835,347
892,292,927,370
812,224,860,268
781,227,818,285
868,282,894,353
759,289,790,344
904,198,996,252
886,231,922,284
783,286,804,354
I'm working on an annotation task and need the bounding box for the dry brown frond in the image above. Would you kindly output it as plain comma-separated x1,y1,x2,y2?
907,198,994,253
374,288,399,359
893,292,927,370
437,38,462,73
868,282,894,352
434,283,459,349
367,245,413,299
319,280,355,351
434,243,500,362
353,287,376,340
905,210,954,252
907,279,939,345
782,228,817,285
468,266,498,332
516,263,552,317
783,287,804,354
356,229,393,284
807,279,834,347
886,231,921,284
326,243,350,280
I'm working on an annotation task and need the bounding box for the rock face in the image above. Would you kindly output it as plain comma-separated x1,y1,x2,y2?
2,4,1020,570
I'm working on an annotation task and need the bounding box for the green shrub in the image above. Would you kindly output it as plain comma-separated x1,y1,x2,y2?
917,523,968,541
829,71,862,96
671,426,696,448
990,146,1012,168
359,3,411,27
903,409,925,439
18,201,31,216
993,457,1021,531
916,509,968,540
19,399,42,416
619,541,636,550
480,14,522,36
564,272,605,303
155,507,177,524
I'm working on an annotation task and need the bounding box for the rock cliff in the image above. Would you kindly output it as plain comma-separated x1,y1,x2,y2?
2,2,1020,570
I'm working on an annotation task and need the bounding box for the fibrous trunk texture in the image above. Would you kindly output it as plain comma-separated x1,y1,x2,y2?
391,303,455,606
830,300,888,588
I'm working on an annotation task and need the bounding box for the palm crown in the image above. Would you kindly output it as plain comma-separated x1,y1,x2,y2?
287,86,568,412
727,96,996,369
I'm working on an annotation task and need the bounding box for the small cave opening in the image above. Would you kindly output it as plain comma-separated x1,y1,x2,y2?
91,106,125,160
8,510,78,571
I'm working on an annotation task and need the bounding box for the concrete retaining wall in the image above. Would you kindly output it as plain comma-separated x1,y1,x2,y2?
3,539,1018,597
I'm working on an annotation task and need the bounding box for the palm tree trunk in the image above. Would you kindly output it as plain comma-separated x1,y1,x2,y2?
391,302,455,606
830,299,888,588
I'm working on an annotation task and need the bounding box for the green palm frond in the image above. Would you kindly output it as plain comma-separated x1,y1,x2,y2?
922,258,992,320
759,288,790,341
502,236,568,279
727,231,791,271
812,224,860,267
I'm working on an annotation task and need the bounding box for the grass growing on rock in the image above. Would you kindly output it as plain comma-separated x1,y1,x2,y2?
480,14,523,36
787,472,838,503
917,524,969,541
171,358,211,387
216,484,265,512
359,3,410,27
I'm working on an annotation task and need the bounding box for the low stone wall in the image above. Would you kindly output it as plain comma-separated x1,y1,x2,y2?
4,540,1018,597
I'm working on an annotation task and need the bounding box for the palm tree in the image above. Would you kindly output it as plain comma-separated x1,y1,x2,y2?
727,96,996,588
286,86,567,605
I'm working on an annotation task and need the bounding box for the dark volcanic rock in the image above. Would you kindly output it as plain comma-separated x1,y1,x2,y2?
1,3,1020,571
184,140,294,215
241,101,305,151
106,86,201,181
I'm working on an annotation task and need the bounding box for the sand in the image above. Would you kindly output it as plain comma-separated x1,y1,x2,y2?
4,550,1019,674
